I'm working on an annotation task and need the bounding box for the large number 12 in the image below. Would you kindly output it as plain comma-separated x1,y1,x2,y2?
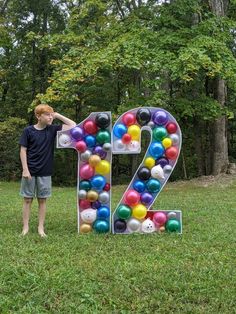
57,107,182,235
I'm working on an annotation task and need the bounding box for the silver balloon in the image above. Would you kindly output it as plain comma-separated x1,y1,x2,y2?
167,211,177,219
163,164,172,174
58,134,72,147
98,191,110,204
114,139,126,151
169,133,180,146
80,150,92,162
103,143,112,152
127,218,141,233
147,121,155,129
78,190,87,199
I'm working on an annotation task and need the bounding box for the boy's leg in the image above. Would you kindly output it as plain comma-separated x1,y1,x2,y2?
37,198,47,237
20,176,35,235
22,197,33,235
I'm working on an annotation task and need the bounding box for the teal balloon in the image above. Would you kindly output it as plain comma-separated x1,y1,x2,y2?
153,127,167,141
96,130,111,144
79,180,91,191
146,178,161,193
117,204,131,220
93,219,110,233
166,219,180,232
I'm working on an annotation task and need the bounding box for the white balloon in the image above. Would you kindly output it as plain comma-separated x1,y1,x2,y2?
127,140,140,152
141,218,156,233
151,165,165,180
80,208,97,224
58,134,72,147
114,139,126,151
127,218,141,233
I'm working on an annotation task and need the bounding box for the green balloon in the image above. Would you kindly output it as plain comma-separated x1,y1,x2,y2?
79,180,91,191
153,127,167,141
166,219,180,232
96,129,111,144
117,204,131,220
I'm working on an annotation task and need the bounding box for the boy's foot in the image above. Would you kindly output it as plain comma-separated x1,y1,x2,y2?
21,227,29,236
38,227,47,237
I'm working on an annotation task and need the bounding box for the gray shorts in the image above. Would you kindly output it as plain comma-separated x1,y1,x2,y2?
20,176,52,198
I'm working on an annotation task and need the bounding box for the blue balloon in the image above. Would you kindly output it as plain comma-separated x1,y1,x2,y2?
97,206,110,219
91,175,106,190
113,123,127,139
146,178,161,193
85,135,96,148
149,142,164,158
133,180,146,193
93,219,109,233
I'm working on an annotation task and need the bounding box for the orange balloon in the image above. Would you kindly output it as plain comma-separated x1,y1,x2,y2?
89,155,101,167
87,190,98,202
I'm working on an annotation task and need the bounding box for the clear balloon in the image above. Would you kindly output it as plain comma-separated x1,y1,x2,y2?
141,218,156,233
80,208,97,224
114,139,126,151
58,134,72,147
127,140,140,152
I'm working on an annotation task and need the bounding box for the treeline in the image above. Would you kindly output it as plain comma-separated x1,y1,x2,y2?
0,0,236,185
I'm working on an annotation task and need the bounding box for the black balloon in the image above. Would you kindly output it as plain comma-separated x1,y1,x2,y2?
114,219,127,233
137,166,151,181
95,113,110,128
136,108,151,126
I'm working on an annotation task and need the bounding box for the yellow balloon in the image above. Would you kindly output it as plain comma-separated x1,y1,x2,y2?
89,155,101,167
95,160,110,175
132,204,147,220
162,138,172,149
144,157,155,169
128,125,141,141
87,190,98,202
80,223,92,234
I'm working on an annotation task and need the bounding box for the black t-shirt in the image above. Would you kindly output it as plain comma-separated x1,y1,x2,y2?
19,124,62,176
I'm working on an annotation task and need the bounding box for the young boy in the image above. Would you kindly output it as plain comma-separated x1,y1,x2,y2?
19,104,76,237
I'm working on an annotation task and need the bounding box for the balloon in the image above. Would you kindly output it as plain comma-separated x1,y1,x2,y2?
79,180,91,191
114,139,126,151
103,183,111,191
124,189,140,206
89,155,101,167
137,167,151,181
58,134,72,147
91,175,106,190
163,164,172,174
141,218,156,233
91,200,101,209
133,180,146,193
103,143,112,151
140,192,154,206
80,223,92,233
75,140,87,153
159,226,165,232
136,108,151,126
95,160,110,175
80,208,97,224
165,146,178,159
151,165,165,180
78,190,87,199
96,130,111,145
70,126,84,140
127,218,141,233
84,135,96,148
113,124,127,138
153,212,167,226
169,133,180,146
162,137,172,149
114,219,127,233
127,140,140,152
156,157,169,168
95,113,111,128
167,211,177,219
132,204,147,220
127,125,141,141
98,191,110,204
146,178,161,193
153,127,167,141
83,120,98,134
97,206,110,219
166,122,177,134
81,150,92,162
93,145,107,159
122,113,136,126
166,219,180,232
93,219,110,233
80,164,94,180
147,121,155,129
149,142,164,159
144,157,155,169
79,199,91,209
87,190,99,202
117,204,132,220
152,110,168,125
122,133,132,144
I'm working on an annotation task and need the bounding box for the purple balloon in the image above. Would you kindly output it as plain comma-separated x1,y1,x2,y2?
152,110,168,125
93,145,107,159
156,157,169,168
70,126,84,140
140,192,154,206
92,201,101,209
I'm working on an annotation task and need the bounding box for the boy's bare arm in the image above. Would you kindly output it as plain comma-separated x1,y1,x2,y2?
20,146,32,179
53,112,76,131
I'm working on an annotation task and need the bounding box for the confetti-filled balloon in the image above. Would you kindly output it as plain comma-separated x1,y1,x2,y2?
80,208,97,224
58,134,72,147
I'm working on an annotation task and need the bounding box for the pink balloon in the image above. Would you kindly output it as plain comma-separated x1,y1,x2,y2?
83,120,98,135
75,140,87,153
122,113,136,126
80,163,94,179
79,199,91,209
124,189,140,206
153,212,167,226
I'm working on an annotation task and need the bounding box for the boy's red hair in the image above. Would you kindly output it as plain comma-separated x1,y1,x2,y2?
34,104,54,116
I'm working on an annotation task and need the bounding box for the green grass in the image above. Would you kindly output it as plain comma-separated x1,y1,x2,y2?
0,177,236,313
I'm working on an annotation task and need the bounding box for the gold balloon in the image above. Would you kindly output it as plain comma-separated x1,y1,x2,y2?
80,223,92,233
95,160,110,175
87,190,99,202
89,155,101,167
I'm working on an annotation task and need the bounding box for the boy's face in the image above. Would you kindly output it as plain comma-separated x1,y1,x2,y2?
37,112,54,125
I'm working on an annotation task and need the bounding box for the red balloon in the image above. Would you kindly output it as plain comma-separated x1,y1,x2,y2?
76,140,87,153
80,163,94,179
104,183,111,191
165,146,178,159
83,120,98,135
122,113,136,126
166,122,177,134
122,133,132,144
124,189,140,206
79,199,91,209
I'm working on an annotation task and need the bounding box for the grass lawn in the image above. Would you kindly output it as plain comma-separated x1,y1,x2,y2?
0,176,236,313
